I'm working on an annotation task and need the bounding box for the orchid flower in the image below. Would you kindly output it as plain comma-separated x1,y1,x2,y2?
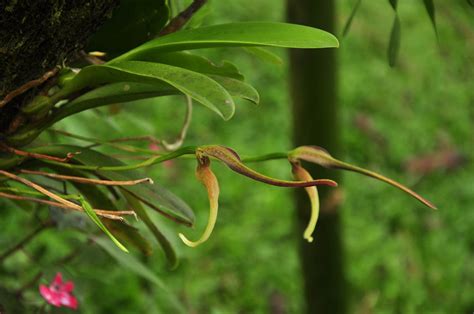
288,145,436,209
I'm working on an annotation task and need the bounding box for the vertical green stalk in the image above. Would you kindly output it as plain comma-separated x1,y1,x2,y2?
286,0,347,313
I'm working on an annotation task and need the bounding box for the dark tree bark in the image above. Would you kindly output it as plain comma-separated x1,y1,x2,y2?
287,1,347,313
0,0,119,133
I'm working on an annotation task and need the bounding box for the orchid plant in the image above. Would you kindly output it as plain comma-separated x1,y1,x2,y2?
0,0,436,310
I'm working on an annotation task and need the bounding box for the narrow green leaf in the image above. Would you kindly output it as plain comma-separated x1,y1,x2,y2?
94,237,186,313
388,15,401,67
342,0,362,37
78,195,129,252
111,22,339,63
422,0,438,37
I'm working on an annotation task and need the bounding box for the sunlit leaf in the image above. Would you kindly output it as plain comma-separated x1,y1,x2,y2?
111,22,339,63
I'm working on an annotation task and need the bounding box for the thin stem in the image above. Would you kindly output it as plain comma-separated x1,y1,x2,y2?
19,169,153,186
41,146,197,171
0,192,133,221
162,95,193,151
0,220,54,262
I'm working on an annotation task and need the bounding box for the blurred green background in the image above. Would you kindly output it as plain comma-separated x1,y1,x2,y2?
1,0,473,313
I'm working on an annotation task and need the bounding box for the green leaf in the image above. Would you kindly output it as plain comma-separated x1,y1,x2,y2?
124,192,178,268
78,195,129,252
422,0,437,37
342,0,362,37
210,75,259,105
94,237,186,313
111,22,339,63
59,171,153,255
388,15,401,67
129,51,244,80
60,61,235,120
49,82,177,126
243,47,283,65
31,145,195,226
87,0,170,56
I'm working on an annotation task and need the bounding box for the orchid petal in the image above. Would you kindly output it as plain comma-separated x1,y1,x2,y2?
291,162,320,242
179,157,220,247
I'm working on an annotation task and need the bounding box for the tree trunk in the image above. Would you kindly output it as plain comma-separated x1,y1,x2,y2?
286,1,347,313
0,0,119,133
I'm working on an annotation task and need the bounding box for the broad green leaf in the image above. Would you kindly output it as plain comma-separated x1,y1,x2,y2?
111,22,339,63
78,195,129,252
210,75,259,104
342,0,362,37
131,52,244,80
243,47,283,65
49,82,177,127
31,145,195,226
124,192,178,268
94,237,186,313
388,15,401,67
87,0,170,56
422,0,438,37
60,61,235,120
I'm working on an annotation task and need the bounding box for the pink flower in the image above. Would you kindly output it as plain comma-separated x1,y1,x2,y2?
39,272,78,310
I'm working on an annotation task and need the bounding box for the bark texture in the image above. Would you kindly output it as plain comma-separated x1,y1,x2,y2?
287,0,347,313
0,0,119,133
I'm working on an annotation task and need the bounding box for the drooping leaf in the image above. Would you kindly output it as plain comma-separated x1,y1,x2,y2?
124,192,178,268
87,0,170,56
30,145,195,226
59,61,235,120
111,22,339,63
422,0,438,37
129,51,244,80
94,236,186,313
209,75,259,105
342,0,363,37
388,15,401,67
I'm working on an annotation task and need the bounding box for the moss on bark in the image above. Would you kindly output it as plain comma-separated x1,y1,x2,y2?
0,0,119,132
